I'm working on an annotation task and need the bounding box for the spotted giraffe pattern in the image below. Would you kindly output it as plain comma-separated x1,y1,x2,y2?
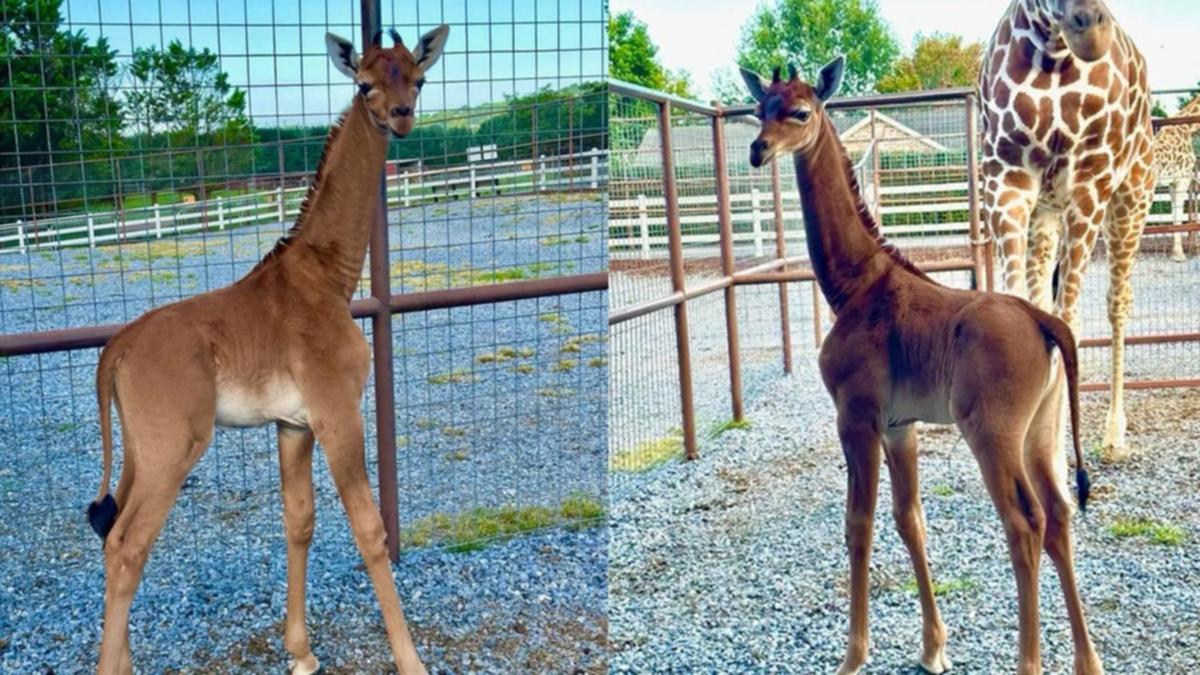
1152,94,1200,260
979,0,1155,457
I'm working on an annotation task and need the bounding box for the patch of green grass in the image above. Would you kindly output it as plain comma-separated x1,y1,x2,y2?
396,435,409,447
931,483,956,497
511,364,536,375
1109,517,1186,546
55,421,76,433
401,492,603,552
538,311,566,325
610,429,684,472
536,387,576,399
561,333,604,353
414,417,438,430
476,346,519,364
441,426,467,438
708,418,752,438
443,448,470,462
587,357,607,368
551,359,577,373
901,577,977,597
427,368,477,385
392,260,558,290
517,347,536,358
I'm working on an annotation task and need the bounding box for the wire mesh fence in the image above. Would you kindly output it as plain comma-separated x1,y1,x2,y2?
608,80,1200,494
0,0,608,670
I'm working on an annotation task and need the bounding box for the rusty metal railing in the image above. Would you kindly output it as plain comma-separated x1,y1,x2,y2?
609,79,1200,463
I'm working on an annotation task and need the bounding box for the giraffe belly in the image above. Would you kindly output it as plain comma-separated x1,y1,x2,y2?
215,377,310,428
888,389,954,427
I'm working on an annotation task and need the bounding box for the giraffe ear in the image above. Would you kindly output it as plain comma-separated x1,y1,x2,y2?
325,32,360,79
413,24,450,69
814,55,845,102
740,67,770,103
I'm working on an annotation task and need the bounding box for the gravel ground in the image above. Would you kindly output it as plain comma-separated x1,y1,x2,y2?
0,195,607,671
609,359,1200,672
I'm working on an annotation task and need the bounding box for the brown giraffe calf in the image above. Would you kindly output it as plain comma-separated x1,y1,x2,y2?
742,59,1101,675
86,27,448,675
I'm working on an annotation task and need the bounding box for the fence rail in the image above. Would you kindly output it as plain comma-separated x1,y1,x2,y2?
2,149,606,253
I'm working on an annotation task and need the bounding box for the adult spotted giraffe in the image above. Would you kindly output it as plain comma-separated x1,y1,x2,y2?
1153,93,1200,262
87,27,448,675
979,0,1155,461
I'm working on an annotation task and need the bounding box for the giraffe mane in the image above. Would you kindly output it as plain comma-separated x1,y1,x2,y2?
254,110,348,269
827,118,932,283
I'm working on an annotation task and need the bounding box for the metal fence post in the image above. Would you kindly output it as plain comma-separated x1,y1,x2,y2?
637,194,650,254
590,148,599,189
751,188,764,257
538,154,547,192
964,93,989,291
362,0,401,563
712,111,744,422
217,197,225,230
86,214,96,248
153,203,162,239
770,160,794,374
659,101,698,460
17,222,25,254
402,171,411,207
276,185,286,222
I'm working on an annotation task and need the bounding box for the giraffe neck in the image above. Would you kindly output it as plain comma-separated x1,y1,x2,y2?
271,96,390,300
792,117,917,313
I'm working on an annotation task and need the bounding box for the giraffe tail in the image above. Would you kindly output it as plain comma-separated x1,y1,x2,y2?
1025,303,1090,512
89,343,121,539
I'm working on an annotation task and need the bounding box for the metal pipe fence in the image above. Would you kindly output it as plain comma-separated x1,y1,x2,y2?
1,0,607,669
608,79,1200,476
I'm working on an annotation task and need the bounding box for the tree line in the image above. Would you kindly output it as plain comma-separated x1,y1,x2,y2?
0,0,603,219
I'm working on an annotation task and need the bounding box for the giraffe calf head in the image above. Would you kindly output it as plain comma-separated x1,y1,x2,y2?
1040,0,1114,62
325,26,450,139
740,56,845,168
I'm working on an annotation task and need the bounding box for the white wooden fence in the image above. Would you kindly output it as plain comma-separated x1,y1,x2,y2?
609,176,1198,255
0,148,606,253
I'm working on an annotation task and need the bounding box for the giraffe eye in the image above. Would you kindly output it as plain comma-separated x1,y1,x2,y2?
416,77,426,90
791,109,811,122
357,82,372,96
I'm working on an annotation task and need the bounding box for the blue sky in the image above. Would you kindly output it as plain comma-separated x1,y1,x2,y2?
612,0,1200,109
63,0,606,126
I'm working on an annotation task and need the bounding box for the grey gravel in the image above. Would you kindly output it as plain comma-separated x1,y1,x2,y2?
610,360,1200,672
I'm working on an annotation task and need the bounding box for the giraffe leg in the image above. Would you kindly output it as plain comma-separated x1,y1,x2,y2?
883,426,950,674
277,424,320,675
834,397,883,675
1025,365,1104,674
1099,178,1152,461
1027,210,1062,312
1170,181,1187,262
983,173,1039,298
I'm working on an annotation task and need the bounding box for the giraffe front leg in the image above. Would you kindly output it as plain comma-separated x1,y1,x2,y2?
1170,182,1187,263
982,169,1039,298
1098,172,1152,461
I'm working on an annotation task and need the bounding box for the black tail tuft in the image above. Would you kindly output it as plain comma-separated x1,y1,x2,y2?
88,494,118,539
1076,468,1091,513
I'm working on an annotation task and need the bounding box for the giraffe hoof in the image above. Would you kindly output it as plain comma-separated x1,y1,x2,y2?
1172,253,1187,263
920,648,952,674
288,654,321,675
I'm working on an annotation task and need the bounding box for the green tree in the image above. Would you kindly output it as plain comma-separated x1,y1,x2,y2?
123,40,253,199
736,0,900,96
0,0,123,216
608,10,694,97
125,39,249,138
877,33,983,93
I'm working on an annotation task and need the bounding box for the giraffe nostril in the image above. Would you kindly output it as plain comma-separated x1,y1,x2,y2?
390,105,412,117
1070,11,1092,30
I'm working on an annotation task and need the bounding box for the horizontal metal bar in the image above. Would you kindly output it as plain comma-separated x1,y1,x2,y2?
1152,115,1200,130
607,276,733,325
721,88,975,118
607,79,720,116
0,273,608,358
735,270,817,285
1081,378,1200,393
1144,222,1200,236
1080,332,1200,349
